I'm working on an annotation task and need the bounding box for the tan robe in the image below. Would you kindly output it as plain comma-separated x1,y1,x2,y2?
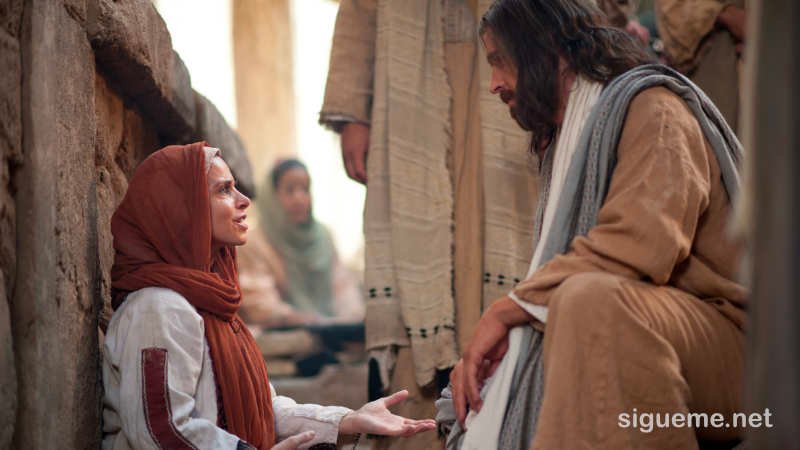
655,0,745,131
513,87,746,449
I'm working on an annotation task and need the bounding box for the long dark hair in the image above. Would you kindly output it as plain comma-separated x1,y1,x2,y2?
479,0,654,150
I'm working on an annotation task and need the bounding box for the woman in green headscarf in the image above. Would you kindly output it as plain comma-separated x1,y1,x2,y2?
256,159,363,323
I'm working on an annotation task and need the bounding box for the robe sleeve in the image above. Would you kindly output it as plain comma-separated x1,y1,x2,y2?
511,87,713,311
111,290,243,449
655,0,731,70
271,384,352,447
319,0,378,131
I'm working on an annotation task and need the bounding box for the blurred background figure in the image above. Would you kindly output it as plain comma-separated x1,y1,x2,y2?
594,0,746,134
597,0,652,45
238,158,364,328
654,0,747,132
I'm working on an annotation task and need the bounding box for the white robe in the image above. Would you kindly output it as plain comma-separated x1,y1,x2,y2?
102,287,351,450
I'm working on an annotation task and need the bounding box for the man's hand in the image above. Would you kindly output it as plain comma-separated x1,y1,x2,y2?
340,122,370,184
450,296,533,427
338,390,437,437
271,431,315,449
717,5,746,42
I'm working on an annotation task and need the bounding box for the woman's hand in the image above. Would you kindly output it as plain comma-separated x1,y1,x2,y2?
338,390,437,437
450,296,532,426
271,431,316,449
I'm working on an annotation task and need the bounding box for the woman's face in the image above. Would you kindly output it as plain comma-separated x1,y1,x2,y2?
275,167,312,225
208,157,251,250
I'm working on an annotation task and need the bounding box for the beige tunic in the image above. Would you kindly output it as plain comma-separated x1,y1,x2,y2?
321,0,538,368
321,1,538,449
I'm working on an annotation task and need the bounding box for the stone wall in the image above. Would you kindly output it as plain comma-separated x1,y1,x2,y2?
0,1,22,447
1,0,255,447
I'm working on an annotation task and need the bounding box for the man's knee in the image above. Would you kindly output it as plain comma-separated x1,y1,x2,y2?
549,272,627,327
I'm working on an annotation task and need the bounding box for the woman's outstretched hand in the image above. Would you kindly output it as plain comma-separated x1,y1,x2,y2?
338,390,437,437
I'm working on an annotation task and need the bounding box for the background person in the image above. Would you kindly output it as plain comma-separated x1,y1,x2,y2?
238,159,364,327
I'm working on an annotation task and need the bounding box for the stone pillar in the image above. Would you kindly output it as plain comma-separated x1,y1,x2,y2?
12,0,102,447
745,0,799,448
233,0,296,189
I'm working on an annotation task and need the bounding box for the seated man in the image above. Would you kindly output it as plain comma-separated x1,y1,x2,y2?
450,1,745,449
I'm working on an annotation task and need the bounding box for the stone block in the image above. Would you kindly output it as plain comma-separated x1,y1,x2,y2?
0,6,22,447
0,29,20,287
194,91,256,196
0,273,16,450
12,1,101,447
94,73,160,329
0,0,23,38
64,0,87,23
94,73,126,328
89,0,195,141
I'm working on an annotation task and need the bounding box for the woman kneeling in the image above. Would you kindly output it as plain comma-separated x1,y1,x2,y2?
102,142,434,449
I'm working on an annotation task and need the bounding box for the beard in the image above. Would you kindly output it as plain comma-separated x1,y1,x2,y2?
500,88,525,129
500,88,514,105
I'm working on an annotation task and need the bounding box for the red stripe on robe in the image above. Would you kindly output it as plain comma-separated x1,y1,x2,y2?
141,348,199,450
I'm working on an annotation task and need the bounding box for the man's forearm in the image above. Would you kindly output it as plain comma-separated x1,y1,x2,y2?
488,296,535,327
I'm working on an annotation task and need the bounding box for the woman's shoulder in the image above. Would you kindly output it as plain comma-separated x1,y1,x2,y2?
111,287,201,327
104,288,207,365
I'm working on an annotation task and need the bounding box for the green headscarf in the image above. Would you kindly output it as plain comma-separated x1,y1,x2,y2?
258,160,336,317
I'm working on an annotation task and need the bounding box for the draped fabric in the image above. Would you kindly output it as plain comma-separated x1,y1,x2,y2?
111,142,276,449
363,0,459,386
320,0,540,390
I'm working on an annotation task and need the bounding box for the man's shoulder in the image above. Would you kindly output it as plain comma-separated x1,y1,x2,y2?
627,86,691,118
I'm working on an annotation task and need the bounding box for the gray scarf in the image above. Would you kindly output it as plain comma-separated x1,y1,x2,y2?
437,64,743,449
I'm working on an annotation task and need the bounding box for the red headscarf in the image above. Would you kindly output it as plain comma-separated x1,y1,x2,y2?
111,142,275,448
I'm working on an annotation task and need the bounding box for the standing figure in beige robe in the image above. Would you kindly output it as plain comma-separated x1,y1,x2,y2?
655,0,747,131
320,1,539,449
